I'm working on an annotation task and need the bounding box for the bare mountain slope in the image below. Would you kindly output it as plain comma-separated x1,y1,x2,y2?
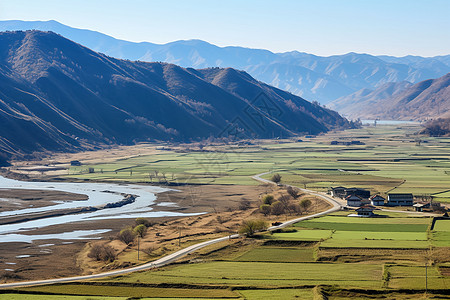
0,31,351,160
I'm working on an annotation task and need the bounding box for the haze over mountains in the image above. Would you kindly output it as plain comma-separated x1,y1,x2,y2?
2,20,449,105
330,73,450,121
0,30,350,161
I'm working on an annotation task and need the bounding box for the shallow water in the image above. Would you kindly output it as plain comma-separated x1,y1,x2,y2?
0,176,202,242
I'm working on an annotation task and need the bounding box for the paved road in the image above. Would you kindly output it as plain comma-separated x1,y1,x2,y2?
0,172,342,289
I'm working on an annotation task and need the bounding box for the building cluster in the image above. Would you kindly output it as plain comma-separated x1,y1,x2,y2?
330,140,365,146
330,186,415,207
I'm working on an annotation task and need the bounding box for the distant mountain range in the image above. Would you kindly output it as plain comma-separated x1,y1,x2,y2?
0,30,350,160
1,20,449,105
330,73,450,120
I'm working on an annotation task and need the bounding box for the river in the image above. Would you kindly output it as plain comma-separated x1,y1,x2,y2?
0,176,200,243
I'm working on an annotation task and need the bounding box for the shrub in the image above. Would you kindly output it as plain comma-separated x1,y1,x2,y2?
134,224,147,238
117,227,136,245
135,217,153,227
259,204,271,216
88,243,116,262
261,194,274,205
271,201,284,215
300,199,312,212
238,219,268,237
287,186,300,199
271,173,282,183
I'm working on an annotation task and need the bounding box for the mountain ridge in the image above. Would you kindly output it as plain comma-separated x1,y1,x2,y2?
0,30,350,160
1,20,449,104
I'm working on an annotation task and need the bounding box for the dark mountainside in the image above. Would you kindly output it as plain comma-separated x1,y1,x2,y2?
330,73,450,121
0,30,350,161
1,20,449,104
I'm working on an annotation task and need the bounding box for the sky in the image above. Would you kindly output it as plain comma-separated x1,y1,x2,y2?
0,0,449,57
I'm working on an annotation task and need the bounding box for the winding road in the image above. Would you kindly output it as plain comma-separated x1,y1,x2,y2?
0,172,342,289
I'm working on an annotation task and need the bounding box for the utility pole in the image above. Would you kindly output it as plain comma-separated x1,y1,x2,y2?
137,235,140,261
425,263,428,294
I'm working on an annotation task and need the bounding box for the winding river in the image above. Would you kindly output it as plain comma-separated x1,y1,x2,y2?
0,176,199,243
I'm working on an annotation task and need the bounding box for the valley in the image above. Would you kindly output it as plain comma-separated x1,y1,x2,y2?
1,124,450,299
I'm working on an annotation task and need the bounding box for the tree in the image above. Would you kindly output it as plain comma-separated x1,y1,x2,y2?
271,173,282,184
88,243,116,262
271,201,284,215
259,204,271,216
135,217,152,227
133,224,147,238
287,186,300,199
300,199,312,212
117,228,135,245
238,219,268,237
261,194,274,205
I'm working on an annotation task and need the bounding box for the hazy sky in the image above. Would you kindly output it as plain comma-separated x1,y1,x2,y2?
1,0,449,57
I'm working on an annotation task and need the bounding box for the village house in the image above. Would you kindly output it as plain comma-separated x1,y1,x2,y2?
370,195,385,206
330,186,346,198
355,205,376,217
346,194,363,207
345,187,370,200
387,193,414,206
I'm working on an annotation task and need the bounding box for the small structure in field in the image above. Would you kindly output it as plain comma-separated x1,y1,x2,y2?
346,194,363,207
355,205,376,217
413,202,431,212
370,195,386,206
330,186,346,198
387,193,414,206
70,160,82,166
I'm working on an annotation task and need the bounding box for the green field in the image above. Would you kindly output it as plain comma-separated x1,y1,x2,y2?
269,229,332,241
234,246,315,262
108,261,383,289
67,125,450,201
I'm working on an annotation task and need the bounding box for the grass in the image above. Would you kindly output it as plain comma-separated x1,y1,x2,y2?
433,219,450,232
234,247,315,262
268,229,332,241
388,265,450,289
295,221,429,232
18,284,239,298
0,296,126,300
107,261,383,289
238,288,313,299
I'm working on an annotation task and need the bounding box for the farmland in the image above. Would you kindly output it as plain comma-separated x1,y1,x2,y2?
7,210,450,299
59,125,450,203
3,124,450,299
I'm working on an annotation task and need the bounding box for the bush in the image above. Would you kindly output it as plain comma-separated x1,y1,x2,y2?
287,186,300,199
88,243,116,262
135,217,153,227
134,224,147,238
260,204,271,216
117,227,136,245
271,173,282,183
261,194,274,205
271,201,284,215
300,199,312,212
238,219,268,237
